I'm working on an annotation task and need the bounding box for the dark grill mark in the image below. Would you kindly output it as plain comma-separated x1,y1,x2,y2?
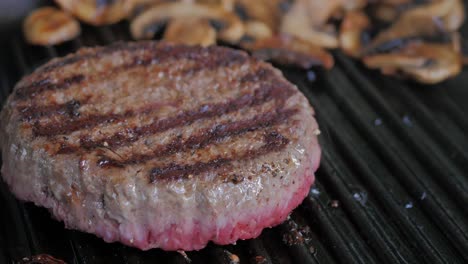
65,100,81,117
19,57,256,123
54,81,295,152
18,98,89,121
33,101,168,138
149,130,289,182
97,108,297,168
15,75,85,100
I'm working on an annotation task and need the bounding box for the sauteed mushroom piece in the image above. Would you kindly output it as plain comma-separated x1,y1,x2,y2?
55,0,134,25
371,0,464,28
363,42,462,84
242,34,334,69
243,20,273,41
234,0,290,31
281,0,341,48
342,0,368,11
23,7,80,46
192,0,235,11
363,15,448,56
339,11,370,57
130,2,244,43
163,17,216,46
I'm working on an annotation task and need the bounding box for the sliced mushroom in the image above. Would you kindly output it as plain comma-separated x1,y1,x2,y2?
130,2,244,43
23,7,80,46
370,3,401,22
163,17,216,46
244,20,273,40
55,0,134,25
280,0,340,48
441,0,465,31
341,0,368,11
363,42,462,84
242,34,334,69
234,0,288,31
362,15,447,55
339,11,370,57
397,0,463,31
191,0,235,11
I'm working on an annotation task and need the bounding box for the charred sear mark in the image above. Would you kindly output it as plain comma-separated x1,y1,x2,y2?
149,130,289,182
18,98,88,121
17,46,249,111
19,56,249,120
47,79,294,146
97,156,124,168
65,99,81,117
97,108,297,168
14,74,85,100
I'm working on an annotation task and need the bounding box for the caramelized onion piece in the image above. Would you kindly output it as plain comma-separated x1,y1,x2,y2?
363,43,462,84
130,2,244,43
55,0,133,25
163,17,216,46
23,7,80,46
339,11,370,57
242,34,334,69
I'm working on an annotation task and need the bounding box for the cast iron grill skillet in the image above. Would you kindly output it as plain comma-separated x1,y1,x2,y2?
1,7,468,264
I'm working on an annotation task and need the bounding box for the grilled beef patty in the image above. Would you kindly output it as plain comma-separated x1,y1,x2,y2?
0,41,321,251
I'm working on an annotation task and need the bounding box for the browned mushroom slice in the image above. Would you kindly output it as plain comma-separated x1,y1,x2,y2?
163,17,216,46
55,0,134,25
234,0,289,31
23,7,80,46
362,14,447,55
339,11,370,57
281,0,340,48
372,0,464,29
341,0,368,11
371,3,400,22
363,42,461,84
244,20,273,40
242,34,334,69
441,0,465,31
399,0,464,31
130,2,244,43
192,0,235,11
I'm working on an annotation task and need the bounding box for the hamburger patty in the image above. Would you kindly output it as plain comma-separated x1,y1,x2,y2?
0,41,321,251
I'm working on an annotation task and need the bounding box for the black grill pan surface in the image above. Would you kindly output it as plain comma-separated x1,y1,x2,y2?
1,3,468,264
